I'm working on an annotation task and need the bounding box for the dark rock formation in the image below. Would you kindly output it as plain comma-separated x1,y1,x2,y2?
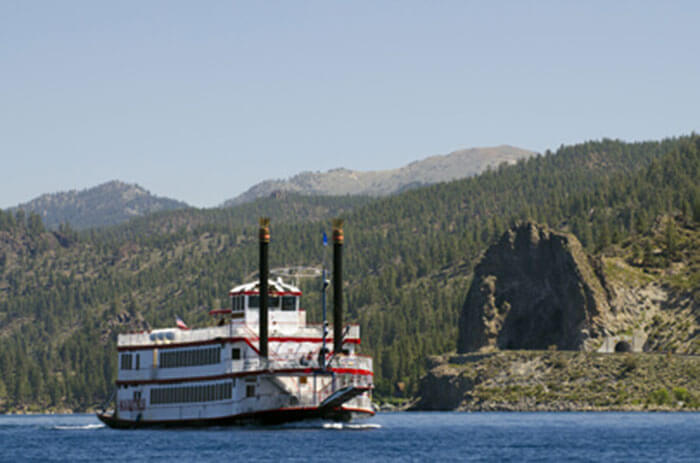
457,222,610,352
411,357,476,410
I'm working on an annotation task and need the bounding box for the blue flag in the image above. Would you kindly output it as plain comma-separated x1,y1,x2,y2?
322,231,328,246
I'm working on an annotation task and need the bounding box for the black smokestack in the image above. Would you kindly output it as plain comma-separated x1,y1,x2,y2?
332,219,344,354
259,218,270,358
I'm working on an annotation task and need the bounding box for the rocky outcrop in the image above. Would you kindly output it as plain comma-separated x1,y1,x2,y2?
458,222,610,353
101,311,151,342
411,357,477,410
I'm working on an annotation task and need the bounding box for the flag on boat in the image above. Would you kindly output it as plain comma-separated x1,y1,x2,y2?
176,316,189,330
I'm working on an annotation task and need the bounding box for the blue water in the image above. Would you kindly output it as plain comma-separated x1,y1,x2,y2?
0,412,698,462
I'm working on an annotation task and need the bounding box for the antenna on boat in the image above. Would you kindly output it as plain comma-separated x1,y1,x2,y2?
320,229,330,369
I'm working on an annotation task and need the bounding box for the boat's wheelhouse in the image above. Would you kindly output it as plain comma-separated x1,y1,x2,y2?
227,277,305,333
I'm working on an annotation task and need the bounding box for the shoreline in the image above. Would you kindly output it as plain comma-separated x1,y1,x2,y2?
411,350,700,412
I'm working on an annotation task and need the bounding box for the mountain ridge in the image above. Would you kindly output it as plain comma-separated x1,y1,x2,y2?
12,180,189,230
224,145,535,206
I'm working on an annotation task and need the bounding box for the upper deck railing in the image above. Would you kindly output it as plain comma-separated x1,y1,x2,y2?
118,323,361,348
117,351,373,383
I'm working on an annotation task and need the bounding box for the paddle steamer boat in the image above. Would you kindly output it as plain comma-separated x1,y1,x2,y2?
97,220,373,427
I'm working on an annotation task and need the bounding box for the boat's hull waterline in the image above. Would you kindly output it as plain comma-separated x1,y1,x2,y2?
97,402,372,429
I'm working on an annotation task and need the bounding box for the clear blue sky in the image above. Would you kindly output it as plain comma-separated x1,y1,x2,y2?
2,1,698,208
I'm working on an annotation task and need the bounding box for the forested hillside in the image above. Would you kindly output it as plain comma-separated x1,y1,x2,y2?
0,135,697,411
13,180,189,230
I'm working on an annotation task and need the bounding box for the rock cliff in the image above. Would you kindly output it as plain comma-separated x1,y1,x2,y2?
457,222,610,352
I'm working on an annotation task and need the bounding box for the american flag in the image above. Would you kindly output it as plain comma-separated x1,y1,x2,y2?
176,316,189,330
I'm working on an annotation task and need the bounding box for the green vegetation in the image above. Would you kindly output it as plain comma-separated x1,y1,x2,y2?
0,135,698,411
421,351,700,411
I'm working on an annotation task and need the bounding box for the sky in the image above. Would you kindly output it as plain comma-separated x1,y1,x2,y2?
1,1,699,208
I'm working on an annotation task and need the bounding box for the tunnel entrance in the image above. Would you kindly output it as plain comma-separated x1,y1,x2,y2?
615,340,632,353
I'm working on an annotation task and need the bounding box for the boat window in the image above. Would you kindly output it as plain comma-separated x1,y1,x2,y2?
150,382,232,405
246,385,255,398
232,348,241,360
120,353,133,370
248,295,259,309
269,296,280,309
135,354,140,370
282,296,296,311
166,332,174,340
159,347,221,368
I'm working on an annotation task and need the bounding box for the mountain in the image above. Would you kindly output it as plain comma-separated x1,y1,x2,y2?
223,145,535,206
12,180,189,230
0,135,696,412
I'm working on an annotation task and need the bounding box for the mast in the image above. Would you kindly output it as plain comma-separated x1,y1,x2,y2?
259,217,270,358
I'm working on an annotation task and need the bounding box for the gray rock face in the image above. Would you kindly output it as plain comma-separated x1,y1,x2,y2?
457,222,610,353
224,145,534,206
411,360,475,410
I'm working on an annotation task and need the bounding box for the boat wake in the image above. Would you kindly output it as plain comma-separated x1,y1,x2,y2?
53,423,105,430
322,423,381,431
263,420,381,431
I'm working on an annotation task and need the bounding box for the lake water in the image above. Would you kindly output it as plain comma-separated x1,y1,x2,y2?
0,412,698,462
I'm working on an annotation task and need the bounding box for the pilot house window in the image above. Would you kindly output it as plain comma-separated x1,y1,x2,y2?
282,296,296,311
231,295,244,312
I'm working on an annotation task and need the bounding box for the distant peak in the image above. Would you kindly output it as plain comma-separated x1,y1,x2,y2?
224,145,535,206
13,180,189,230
